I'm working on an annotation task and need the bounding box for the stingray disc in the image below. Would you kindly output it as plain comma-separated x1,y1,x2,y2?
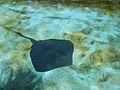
30,39,74,72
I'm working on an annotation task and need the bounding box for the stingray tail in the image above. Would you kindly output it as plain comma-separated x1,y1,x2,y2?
0,24,36,44
14,31,36,44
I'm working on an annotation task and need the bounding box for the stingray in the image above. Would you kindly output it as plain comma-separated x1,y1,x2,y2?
1,25,74,72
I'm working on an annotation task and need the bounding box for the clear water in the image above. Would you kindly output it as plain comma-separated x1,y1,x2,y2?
0,1,120,90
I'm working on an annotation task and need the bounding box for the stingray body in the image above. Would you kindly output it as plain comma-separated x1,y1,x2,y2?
1,25,74,72
30,39,74,72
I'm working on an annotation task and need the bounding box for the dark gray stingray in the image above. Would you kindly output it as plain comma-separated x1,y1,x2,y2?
1,25,74,72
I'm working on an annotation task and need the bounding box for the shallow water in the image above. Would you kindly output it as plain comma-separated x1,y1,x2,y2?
0,1,120,90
